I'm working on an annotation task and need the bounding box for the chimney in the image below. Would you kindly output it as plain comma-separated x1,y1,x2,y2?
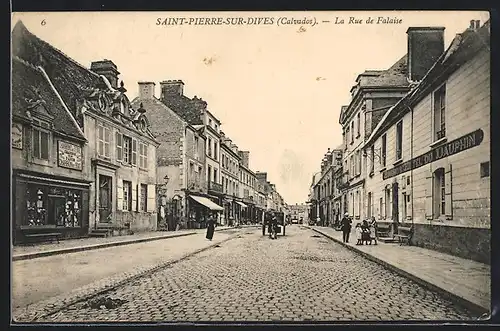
406,27,445,82
256,172,268,183
239,151,250,168
469,20,481,30
138,81,156,99
90,59,120,88
160,80,185,99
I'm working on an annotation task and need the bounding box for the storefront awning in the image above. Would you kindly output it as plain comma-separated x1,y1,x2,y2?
18,173,91,187
190,195,224,211
235,201,247,208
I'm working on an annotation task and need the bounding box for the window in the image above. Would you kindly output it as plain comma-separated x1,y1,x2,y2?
480,162,490,178
194,136,199,158
381,134,387,167
434,84,446,141
97,123,111,159
433,168,445,217
370,145,375,174
385,188,390,219
32,126,49,160
208,138,212,157
208,165,212,183
367,192,372,218
402,193,408,220
396,121,403,160
379,197,383,218
350,155,354,176
214,142,218,160
357,150,362,175
351,122,354,143
214,168,218,182
123,136,132,164
123,181,132,211
209,119,212,126
139,142,148,169
140,184,147,211
357,113,360,137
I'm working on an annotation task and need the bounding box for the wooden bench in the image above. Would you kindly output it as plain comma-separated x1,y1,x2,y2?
394,225,414,246
24,232,61,244
376,223,392,238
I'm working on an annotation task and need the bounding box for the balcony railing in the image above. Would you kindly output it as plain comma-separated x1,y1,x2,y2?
208,181,223,193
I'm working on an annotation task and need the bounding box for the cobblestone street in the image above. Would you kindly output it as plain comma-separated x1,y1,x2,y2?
36,226,477,323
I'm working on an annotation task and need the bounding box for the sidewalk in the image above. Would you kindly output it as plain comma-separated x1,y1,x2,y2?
12,225,246,261
306,225,491,314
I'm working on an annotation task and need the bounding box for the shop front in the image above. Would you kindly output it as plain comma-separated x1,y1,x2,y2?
187,194,224,229
13,171,91,244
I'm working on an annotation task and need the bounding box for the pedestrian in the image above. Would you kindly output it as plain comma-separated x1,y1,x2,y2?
361,219,371,245
340,212,352,243
355,223,363,245
206,214,215,241
369,216,378,245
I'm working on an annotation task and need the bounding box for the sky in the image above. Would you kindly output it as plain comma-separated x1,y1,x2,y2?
11,11,489,204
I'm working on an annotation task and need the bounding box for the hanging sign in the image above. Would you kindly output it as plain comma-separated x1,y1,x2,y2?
383,129,484,180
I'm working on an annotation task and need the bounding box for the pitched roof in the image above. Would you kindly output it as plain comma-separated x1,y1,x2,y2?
161,94,204,125
364,21,491,148
12,56,86,140
362,55,409,88
11,20,107,126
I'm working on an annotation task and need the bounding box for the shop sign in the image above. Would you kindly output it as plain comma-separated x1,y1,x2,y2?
58,141,83,170
383,129,484,180
12,123,23,149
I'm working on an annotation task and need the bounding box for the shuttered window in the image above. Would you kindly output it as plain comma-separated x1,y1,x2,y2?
97,123,111,159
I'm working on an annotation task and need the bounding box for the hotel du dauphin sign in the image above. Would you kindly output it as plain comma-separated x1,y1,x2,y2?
382,129,484,180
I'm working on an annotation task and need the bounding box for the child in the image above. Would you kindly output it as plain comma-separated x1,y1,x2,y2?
355,223,363,245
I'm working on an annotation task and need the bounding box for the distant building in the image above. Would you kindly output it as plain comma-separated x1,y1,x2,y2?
220,131,242,225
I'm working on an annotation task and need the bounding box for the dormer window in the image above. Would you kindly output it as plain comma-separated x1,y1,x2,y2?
32,121,50,160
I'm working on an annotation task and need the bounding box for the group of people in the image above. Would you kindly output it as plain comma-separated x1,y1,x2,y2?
340,212,378,245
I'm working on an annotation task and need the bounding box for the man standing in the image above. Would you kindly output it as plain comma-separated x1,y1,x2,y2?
341,212,352,243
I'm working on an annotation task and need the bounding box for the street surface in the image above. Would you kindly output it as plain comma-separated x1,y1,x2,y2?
33,225,476,322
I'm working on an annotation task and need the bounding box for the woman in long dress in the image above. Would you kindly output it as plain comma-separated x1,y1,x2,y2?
206,214,215,241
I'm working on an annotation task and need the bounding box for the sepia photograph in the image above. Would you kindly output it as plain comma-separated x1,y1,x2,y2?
10,10,491,324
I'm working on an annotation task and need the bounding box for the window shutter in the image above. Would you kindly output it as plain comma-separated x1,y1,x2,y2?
132,181,137,212
117,179,124,211
402,175,406,190
116,132,123,161
104,127,110,158
425,170,433,220
445,164,453,220
131,138,137,166
144,144,148,169
147,184,156,212
381,189,386,219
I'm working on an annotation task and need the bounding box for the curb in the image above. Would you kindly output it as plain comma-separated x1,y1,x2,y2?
307,226,489,316
13,232,240,323
13,227,237,262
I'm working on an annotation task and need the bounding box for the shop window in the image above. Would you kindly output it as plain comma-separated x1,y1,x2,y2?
396,121,403,160
480,162,490,178
433,84,446,141
139,142,148,169
32,126,49,160
25,185,82,227
433,168,445,217
123,181,132,211
381,134,387,167
97,123,111,159
140,184,147,212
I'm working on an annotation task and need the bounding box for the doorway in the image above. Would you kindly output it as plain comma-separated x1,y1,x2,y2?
392,182,399,226
99,175,112,223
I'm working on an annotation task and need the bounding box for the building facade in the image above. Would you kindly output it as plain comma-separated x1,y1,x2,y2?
131,82,208,231
12,21,160,240
363,20,490,264
220,131,241,225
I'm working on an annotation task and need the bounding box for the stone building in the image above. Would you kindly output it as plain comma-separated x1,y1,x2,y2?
151,79,224,229
338,24,448,223
12,21,159,239
131,82,209,230
238,151,258,223
363,20,490,264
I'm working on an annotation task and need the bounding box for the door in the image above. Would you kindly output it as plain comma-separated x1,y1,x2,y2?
99,175,112,222
392,182,399,227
